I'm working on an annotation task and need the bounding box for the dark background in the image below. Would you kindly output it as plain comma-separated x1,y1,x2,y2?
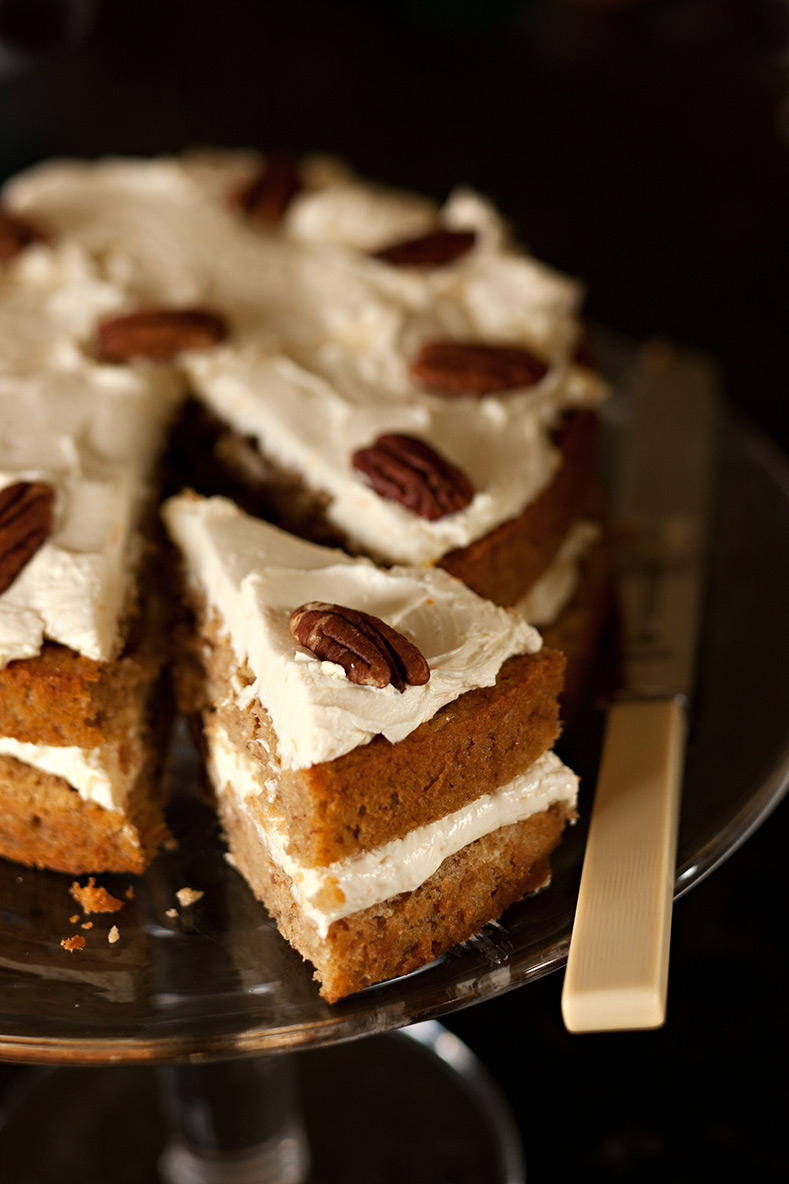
0,1,788,1179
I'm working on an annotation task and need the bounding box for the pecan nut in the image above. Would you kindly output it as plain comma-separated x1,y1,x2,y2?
410,340,548,396
372,228,476,268
352,434,473,521
290,601,430,692
97,308,228,363
0,209,46,262
231,153,301,224
0,481,55,596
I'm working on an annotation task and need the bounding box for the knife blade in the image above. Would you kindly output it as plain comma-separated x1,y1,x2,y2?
561,341,716,1032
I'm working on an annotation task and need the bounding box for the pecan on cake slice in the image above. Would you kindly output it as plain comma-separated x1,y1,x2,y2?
231,152,301,224
290,601,430,692
371,228,476,268
97,308,228,363
411,340,549,396
352,434,473,521
0,481,55,595
0,209,47,262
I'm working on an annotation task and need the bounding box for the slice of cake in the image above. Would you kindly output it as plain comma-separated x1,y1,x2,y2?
0,231,189,874
163,492,578,1001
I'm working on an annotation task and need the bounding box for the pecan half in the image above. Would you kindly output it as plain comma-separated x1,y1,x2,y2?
0,481,55,595
372,228,476,268
410,340,548,396
97,308,228,363
231,153,301,224
352,434,473,521
290,601,430,692
0,209,46,262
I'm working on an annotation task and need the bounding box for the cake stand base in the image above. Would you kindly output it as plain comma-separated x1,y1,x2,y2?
0,1022,525,1183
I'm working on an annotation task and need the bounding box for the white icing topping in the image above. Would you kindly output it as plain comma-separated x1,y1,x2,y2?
5,151,606,567
207,721,578,938
0,369,181,666
0,736,137,812
163,493,541,770
517,520,602,626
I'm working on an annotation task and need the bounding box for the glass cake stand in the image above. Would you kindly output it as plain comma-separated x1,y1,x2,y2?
1,350,788,1182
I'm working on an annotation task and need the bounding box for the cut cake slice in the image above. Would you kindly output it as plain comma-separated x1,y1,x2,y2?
163,492,578,1001
0,234,187,873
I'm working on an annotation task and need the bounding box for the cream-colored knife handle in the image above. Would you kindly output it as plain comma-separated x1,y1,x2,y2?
561,698,685,1033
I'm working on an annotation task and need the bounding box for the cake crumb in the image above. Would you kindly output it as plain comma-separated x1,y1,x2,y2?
163,836,179,851
61,935,86,953
69,914,80,924
81,921,93,930
165,908,178,919
176,887,204,908
70,876,124,915
125,885,135,900
108,925,120,944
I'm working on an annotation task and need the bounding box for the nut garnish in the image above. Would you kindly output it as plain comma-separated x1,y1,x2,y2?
352,434,473,521
290,601,430,692
410,340,549,396
232,153,301,224
0,209,45,262
97,307,228,363
0,481,55,596
372,228,476,268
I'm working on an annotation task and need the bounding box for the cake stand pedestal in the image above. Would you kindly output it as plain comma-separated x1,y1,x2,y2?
0,1022,527,1183
1,369,789,1182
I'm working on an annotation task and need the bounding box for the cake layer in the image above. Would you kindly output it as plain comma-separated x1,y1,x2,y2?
220,779,574,1002
0,741,169,875
0,641,158,749
190,623,565,866
438,408,602,605
208,726,577,936
163,493,543,771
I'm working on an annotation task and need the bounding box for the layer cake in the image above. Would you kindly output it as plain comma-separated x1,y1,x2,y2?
164,493,579,1001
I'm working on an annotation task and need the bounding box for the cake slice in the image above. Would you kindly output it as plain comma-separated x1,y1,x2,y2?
163,492,578,1001
0,357,189,873
0,225,191,873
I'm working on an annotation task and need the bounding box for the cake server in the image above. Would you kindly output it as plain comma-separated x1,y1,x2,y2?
561,341,717,1032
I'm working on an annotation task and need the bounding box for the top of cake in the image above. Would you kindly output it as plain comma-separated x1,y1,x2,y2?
3,150,606,568
0,368,181,668
163,492,542,770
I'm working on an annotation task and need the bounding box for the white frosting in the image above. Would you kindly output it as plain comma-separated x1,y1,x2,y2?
163,493,542,770
0,736,136,811
517,520,602,626
207,720,577,938
0,369,181,666
5,151,606,566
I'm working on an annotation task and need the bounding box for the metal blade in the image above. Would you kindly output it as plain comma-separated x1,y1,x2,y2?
613,342,717,703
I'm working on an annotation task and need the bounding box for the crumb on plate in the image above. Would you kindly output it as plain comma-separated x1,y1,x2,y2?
70,876,124,915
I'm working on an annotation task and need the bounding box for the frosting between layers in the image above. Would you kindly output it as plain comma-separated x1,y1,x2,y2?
0,735,138,812
207,720,578,938
5,151,606,565
517,520,601,626
163,493,542,770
